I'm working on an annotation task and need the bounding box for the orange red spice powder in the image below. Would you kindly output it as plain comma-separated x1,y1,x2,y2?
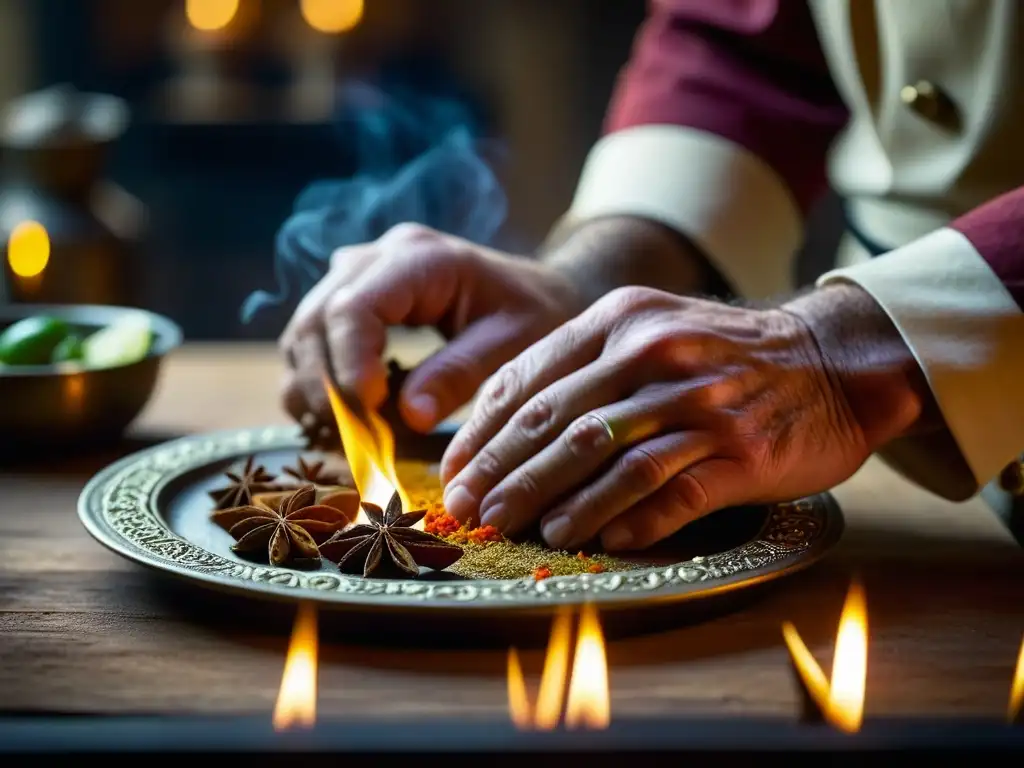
424,508,503,545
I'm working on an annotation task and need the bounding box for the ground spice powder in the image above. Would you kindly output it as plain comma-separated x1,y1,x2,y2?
398,460,641,580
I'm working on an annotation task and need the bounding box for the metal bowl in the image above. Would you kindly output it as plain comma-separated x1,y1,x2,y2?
0,303,181,457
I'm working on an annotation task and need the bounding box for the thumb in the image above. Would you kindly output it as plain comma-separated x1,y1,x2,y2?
399,315,528,434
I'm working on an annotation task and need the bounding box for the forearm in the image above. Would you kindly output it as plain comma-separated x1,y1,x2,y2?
540,216,731,308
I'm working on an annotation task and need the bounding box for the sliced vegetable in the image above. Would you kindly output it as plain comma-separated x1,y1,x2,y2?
82,312,152,369
0,316,70,365
50,334,85,363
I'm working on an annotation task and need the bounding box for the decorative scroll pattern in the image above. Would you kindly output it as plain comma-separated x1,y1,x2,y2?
82,427,835,606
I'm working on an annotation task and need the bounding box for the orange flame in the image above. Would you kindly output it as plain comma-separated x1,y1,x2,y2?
323,376,411,521
783,580,867,733
1009,633,1024,723
507,604,610,730
272,602,318,731
565,603,611,729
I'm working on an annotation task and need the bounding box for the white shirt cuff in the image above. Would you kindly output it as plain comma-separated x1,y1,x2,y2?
819,227,1024,500
561,125,803,300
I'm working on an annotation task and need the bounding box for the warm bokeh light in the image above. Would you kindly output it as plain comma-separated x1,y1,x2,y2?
1009,633,1024,723
7,220,50,279
783,580,867,734
61,373,86,414
301,0,364,33
564,602,610,729
272,602,318,731
323,375,411,519
185,0,239,31
507,605,610,731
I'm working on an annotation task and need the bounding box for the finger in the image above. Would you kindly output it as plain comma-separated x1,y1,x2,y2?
279,245,371,358
441,353,643,523
472,388,685,537
599,457,748,551
538,431,717,550
439,312,608,489
292,332,335,422
324,303,391,410
398,314,538,434
323,238,468,408
281,368,307,422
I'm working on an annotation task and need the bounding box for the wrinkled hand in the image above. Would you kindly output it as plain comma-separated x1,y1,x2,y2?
279,223,584,433
440,285,923,552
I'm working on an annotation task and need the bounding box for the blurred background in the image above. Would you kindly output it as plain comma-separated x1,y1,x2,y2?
0,0,842,341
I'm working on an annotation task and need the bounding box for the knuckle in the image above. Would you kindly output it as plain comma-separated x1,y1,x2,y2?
687,381,730,410
481,364,519,413
381,221,436,245
617,446,669,492
602,285,661,315
507,467,542,500
563,414,614,457
514,395,555,437
329,245,353,270
664,472,710,516
324,288,357,319
737,432,774,469
625,326,676,360
471,446,505,484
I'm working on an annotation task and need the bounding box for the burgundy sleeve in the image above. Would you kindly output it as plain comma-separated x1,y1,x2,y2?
950,186,1024,310
606,0,849,215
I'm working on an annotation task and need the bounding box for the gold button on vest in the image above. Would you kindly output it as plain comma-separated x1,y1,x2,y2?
900,80,959,128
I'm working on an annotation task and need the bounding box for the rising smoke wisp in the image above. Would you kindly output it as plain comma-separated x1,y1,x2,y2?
240,82,508,324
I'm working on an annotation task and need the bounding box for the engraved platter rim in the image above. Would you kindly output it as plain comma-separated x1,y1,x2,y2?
77,425,844,614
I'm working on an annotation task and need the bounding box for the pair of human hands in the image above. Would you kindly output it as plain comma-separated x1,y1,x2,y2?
280,223,921,552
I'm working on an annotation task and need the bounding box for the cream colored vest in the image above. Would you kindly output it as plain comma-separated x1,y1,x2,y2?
809,0,1023,265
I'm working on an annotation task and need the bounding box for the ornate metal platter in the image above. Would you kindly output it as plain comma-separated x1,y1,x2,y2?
78,426,844,614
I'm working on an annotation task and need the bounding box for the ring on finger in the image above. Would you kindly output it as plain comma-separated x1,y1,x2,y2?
589,411,616,444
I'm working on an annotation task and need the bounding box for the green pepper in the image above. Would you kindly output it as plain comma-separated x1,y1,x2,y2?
0,316,70,365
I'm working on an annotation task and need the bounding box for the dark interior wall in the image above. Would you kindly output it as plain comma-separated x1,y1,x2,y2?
18,0,841,339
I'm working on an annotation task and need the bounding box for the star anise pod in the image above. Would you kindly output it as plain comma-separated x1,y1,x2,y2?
211,485,354,566
281,455,351,487
319,491,463,578
208,456,278,510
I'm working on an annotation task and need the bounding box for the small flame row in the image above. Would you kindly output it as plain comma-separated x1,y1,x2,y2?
270,379,1024,731
508,604,611,730
271,586,1023,733
785,580,1024,730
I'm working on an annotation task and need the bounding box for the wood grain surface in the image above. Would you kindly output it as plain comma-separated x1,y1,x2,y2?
1,342,1021,720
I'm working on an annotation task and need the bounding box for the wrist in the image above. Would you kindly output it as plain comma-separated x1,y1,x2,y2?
782,283,939,449
540,215,732,307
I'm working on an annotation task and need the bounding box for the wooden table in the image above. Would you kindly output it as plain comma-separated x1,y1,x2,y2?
2,343,1022,720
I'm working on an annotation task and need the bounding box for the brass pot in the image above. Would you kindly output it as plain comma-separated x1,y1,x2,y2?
0,85,145,306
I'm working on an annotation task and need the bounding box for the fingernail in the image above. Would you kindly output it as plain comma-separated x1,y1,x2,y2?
541,515,572,549
479,503,508,530
408,394,437,425
443,485,477,521
602,526,633,551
